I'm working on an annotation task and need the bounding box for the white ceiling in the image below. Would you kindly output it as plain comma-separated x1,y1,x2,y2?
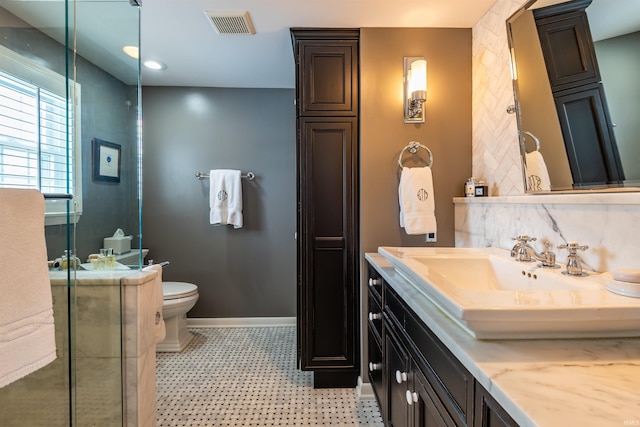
0,0,498,88
2,0,638,88
139,0,498,88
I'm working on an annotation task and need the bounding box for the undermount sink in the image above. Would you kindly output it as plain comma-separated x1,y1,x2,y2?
378,246,640,339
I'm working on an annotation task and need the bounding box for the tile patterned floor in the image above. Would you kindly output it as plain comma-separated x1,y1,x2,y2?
156,326,384,426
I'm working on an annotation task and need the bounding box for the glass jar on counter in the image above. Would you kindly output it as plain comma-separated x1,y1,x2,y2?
60,249,77,270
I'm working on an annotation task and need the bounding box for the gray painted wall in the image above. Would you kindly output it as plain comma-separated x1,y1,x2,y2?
141,87,297,318
595,31,640,181
0,9,139,261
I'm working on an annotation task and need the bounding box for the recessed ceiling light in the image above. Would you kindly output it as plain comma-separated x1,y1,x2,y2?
122,45,139,59
143,60,167,70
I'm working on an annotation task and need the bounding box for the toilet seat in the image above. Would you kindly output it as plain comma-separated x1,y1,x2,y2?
163,281,198,300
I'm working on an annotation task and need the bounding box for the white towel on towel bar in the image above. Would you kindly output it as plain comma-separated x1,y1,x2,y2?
525,150,551,192
209,169,243,228
399,166,437,235
0,188,56,388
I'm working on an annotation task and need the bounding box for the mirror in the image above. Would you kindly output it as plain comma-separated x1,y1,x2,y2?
507,0,640,192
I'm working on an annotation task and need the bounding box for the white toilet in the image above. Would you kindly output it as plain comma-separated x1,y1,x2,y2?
157,281,199,352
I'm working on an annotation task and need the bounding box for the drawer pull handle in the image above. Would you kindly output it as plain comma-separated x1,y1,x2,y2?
395,370,407,384
369,362,382,372
405,390,419,405
368,312,382,321
368,278,381,287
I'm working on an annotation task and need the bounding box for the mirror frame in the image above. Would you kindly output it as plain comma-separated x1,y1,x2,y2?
507,0,640,194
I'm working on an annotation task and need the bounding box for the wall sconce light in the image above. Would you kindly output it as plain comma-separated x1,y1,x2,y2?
404,57,427,123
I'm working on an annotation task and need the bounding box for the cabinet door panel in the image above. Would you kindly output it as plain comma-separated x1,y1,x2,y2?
298,118,357,372
554,83,624,186
298,41,358,116
386,327,410,427
413,365,455,427
405,304,472,426
536,11,599,91
475,382,518,427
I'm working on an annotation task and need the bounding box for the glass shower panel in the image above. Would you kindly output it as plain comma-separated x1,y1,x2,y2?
0,2,74,424
0,0,141,426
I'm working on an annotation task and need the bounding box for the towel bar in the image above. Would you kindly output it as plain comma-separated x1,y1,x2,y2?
195,171,256,181
398,141,433,168
524,131,541,152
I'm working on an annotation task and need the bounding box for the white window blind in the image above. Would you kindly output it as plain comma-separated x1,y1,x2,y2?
0,45,82,224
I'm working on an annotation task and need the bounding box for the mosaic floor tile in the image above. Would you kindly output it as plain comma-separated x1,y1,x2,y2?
157,327,383,426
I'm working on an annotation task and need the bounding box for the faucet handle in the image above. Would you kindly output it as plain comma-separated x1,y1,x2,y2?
558,242,589,276
512,234,536,243
558,241,589,253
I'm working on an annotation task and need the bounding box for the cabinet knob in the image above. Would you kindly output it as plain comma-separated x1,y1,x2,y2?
368,312,382,321
368,278,381,287
395,370,408,384
405,390,418,405
369,362,382,372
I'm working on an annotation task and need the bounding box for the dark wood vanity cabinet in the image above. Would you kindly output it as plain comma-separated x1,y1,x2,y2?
366,262,518,427
533,0,624,187
293,28,360,388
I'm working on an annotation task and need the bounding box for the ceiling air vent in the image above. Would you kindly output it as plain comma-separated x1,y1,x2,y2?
205,10,256,35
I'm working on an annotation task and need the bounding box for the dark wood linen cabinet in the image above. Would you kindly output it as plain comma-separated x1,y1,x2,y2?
291,28,360,388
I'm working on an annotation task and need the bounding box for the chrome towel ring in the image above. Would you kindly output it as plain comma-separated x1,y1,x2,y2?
398,141,433,169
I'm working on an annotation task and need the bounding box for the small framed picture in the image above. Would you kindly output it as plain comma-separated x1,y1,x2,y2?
92,138,121,183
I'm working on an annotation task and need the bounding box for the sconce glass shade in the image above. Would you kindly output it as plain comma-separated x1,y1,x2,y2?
408,59,427,94
404,57,427,123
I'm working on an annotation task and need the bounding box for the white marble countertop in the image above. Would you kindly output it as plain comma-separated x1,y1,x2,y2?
49,268,153,286
366,253,640,427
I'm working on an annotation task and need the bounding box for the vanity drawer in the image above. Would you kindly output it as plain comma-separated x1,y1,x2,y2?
383,284,405,330
367,291,383,342
367,264,383,304
404,305,473,427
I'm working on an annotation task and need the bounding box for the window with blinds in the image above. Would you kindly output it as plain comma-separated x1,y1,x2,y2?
0,45,82,224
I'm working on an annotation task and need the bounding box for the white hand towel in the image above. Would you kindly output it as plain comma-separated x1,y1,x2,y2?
143,264,166,344
399,166,437,235
209,169,243,229
525,151,551,192
0,188,56,388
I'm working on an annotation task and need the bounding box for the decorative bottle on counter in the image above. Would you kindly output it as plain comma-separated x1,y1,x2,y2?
464,177,476,197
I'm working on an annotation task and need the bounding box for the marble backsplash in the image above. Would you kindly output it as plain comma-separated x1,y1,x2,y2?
454,193,640,274
472,0,527,196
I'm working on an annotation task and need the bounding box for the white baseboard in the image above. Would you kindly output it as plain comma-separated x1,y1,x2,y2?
356,376,376,400
187,317,296,328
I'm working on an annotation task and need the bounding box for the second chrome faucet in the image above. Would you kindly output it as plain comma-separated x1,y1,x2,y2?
511,234,590,276
510,234,558,268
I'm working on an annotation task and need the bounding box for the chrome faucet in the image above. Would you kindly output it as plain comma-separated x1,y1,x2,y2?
558,242,589,276
510,234,558,268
